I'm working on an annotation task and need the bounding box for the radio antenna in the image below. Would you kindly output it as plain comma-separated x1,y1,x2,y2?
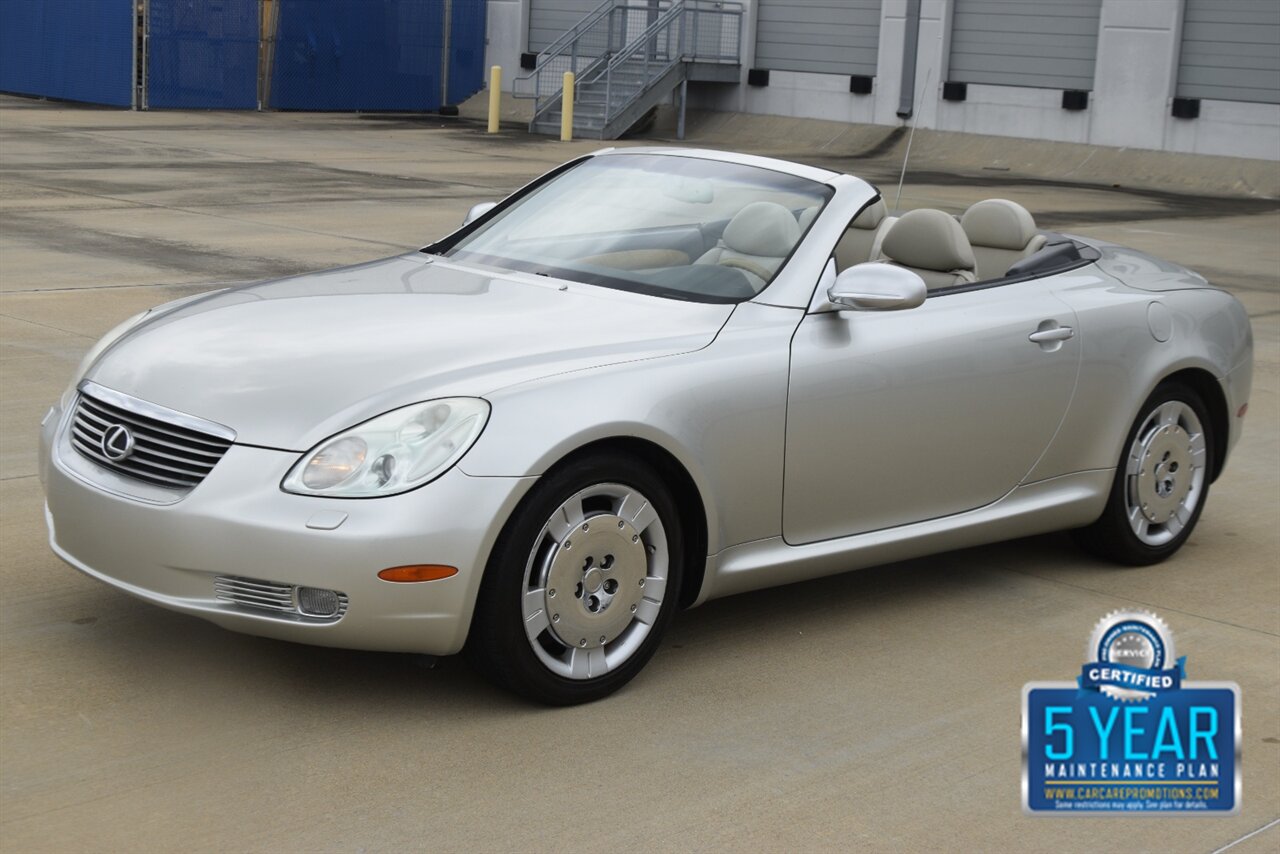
894,66,932,213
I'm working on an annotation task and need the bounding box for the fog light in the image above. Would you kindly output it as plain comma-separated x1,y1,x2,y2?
297,586,341,617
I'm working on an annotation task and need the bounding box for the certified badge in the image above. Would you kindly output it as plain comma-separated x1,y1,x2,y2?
1082,610,1183,701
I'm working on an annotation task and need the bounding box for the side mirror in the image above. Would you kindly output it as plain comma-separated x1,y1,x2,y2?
828,263,927,311
463,201,498,226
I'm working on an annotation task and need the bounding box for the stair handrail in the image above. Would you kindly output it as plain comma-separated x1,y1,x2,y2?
685,1,745,64
522,0,743,135
536,0,618,67
591,3,685,129
513,0,675,111
577,4,682,87
586,1,743,132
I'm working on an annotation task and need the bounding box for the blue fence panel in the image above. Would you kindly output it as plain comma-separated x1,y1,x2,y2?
0,0,486,112
271,0,441,110
271,0,483,110
147,0,260,108
448,0,487,105
0,0,133,106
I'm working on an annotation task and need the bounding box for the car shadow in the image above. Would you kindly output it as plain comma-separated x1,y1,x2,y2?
62,530,1092,717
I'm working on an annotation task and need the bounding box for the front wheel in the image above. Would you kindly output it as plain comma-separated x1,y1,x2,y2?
468,453,684,705
1072,382,1213,565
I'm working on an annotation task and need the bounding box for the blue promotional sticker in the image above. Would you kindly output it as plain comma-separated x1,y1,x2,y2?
1022,610,1240,814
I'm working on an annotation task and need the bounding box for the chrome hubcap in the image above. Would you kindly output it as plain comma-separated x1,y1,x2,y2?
545,514,647,648
522,483,668,680
1124,400,1207,546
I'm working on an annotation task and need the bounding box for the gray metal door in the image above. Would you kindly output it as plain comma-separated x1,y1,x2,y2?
783,281,1078,545
1177,0,1280,104
948,0,1102,90
754,0,882,77
529,0,602,53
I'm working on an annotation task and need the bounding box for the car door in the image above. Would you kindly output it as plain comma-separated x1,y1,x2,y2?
783,277,1080,544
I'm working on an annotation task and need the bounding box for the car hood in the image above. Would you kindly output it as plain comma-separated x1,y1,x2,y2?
86,254,733,450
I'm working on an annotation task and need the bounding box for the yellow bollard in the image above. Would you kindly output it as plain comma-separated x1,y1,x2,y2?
487,66,502,134
560,72,575,142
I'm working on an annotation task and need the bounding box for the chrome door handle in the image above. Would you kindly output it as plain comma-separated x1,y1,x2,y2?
1028,326,1074,343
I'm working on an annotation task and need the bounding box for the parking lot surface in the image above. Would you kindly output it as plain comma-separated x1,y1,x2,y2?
1,95,1277,852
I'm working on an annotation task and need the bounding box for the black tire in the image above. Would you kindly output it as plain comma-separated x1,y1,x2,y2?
467,452,684,705
1071,381,1214,565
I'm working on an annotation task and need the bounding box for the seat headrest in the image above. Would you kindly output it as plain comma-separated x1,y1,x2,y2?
961,199,1037,250
851,198,887,230
723,201,801,257
880,208,975,273
796,206,820,230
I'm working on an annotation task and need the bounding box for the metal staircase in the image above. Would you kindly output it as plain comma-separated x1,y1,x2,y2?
514,1,743,140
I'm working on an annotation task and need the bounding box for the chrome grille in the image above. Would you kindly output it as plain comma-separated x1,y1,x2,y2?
214,576,349,623
69,382,234,490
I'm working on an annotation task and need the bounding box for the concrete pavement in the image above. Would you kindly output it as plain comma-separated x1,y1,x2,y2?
1,95,1277,852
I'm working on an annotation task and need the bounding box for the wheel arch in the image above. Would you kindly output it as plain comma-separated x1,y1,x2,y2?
1160,366,1229,482
536,436,711,610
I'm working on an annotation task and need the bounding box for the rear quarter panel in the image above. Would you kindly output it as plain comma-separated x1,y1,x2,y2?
1031,253,1251,482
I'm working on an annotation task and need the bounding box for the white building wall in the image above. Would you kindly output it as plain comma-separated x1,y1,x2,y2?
483,0,527,89
911,0,948,130
1091,0,1179,150
1164,98,1280,161
485,0,1279,160
871,0,909,126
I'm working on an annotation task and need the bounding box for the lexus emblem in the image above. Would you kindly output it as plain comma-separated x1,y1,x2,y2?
101,424,135,461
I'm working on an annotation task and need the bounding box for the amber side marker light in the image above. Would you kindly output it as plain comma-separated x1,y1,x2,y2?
1237,403,1248,418
378,565,458,582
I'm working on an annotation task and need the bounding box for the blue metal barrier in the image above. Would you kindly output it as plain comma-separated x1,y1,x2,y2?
270,0,486,110
270,0,442,110
0,0,133,106
146,0,259,109
0,0,486,112
448,0,488,105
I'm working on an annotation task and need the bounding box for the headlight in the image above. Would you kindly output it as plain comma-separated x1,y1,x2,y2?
282,398,490,498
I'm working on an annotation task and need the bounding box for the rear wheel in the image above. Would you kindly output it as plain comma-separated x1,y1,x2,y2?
468,453,683,705
1072,382,1213,565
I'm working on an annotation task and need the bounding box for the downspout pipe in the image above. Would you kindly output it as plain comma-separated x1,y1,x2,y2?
897,0,922,119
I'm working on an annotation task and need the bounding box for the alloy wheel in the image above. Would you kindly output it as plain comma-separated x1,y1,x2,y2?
520,482,669,680
1124,400,1208,546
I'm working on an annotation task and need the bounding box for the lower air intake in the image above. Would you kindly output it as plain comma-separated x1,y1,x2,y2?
214,576,348,623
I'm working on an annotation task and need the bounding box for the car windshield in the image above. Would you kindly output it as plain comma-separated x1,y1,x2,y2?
442,154,833,303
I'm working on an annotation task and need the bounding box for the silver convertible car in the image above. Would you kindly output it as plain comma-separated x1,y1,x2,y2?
41,148,1252,704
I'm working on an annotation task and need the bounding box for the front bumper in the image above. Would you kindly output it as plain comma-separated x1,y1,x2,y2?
41,404,535,655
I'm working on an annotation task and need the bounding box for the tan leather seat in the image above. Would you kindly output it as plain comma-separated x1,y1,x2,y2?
834,199,891,271
875,208,977,289
695,201,801,292
960,199,1047,280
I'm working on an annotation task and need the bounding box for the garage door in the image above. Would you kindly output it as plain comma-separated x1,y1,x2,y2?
528,0,600,53
1176,0,1280,104
754,0,881,77
948,0,1102,90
